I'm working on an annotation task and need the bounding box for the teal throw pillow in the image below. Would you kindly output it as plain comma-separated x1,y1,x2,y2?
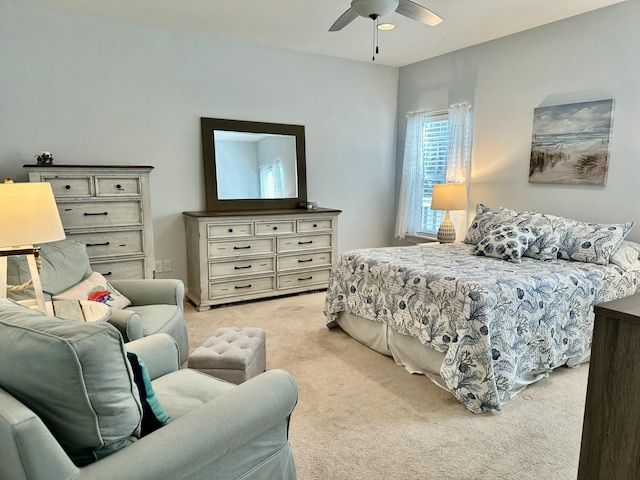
127,352,171,436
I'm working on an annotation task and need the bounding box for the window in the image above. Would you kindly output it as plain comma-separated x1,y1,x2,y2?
419,114,450,235
395,102,471,241
259,160,285,199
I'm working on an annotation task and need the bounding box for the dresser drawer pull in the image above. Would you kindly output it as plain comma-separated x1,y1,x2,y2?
84,212,109,216
298,258,313,263
65,185,71,190
313,224,318,227
100,271,113,277
116,184,122,189
272,226,278,231
234,265,252,270
298,276,313,281
86,241,111,247
233,245,251,250
228,228,234,233
298,240,313,245
234,284,252,289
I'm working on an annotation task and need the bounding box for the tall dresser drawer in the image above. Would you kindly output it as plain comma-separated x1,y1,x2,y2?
43,176,92,197
90,258,145,279
96,176,141,196
58,200,143,228
277,234,332,253
209,257,275,279
208,223,253,238
66,230,144,258
209,276,276,300
208,238,275,259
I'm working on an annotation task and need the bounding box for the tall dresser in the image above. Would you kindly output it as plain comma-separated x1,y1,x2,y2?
183,208,341,310
25,165,155,279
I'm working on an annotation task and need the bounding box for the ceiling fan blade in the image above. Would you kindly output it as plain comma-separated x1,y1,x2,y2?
396,0,443,26
329,7,360,31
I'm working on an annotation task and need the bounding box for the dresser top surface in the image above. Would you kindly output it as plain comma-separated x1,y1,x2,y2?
183,208,342,218
24,164,154,171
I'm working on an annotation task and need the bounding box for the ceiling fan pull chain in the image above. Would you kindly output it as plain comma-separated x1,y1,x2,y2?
375,16,379,55
372,17,376,61
371,14,379,61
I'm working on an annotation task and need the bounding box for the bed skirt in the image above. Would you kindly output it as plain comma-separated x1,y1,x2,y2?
335,311,590,404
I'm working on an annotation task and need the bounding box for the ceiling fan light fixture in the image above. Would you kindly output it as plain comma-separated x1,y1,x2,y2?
351,0,399,18
377,23,396,30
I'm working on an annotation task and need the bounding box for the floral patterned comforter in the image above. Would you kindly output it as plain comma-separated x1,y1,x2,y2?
324,243,639,413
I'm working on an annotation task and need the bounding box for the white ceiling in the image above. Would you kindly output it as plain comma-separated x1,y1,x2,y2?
28,0,626,67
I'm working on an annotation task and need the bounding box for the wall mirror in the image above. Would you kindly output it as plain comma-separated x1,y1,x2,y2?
201,117,307,211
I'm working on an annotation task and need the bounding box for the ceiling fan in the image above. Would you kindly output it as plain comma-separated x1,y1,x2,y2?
329,0,443,32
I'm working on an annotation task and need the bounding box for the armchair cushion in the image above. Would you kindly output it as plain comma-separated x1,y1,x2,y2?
0,299,142,466
53,271,132,309
39,240,93,295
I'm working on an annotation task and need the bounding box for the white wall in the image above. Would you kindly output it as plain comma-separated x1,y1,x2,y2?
396,1,640,243
0,3,399,285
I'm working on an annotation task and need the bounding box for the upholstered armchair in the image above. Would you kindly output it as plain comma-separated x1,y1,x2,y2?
6,239,189,364
0,299,298,479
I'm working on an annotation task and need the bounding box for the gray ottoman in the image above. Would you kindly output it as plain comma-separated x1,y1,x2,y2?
188,327,266,384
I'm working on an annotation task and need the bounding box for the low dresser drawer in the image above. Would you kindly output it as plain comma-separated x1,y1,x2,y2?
277,234,332,253
90,257,145,279
277,251,333,271
278,269,331,290
208,238,274,259
58,200,143,229
96,176,141,196
207,223,253,238
209,257,275,279
66,230,144,258
209,276,276,300
255,221,295,235
297,218,334,232
43,176,92,197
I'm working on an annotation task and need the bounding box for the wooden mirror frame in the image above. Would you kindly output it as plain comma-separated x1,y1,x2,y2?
201,117,308,211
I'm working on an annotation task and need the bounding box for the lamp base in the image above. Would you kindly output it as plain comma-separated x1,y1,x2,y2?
0,246,47,313
436,211,457,244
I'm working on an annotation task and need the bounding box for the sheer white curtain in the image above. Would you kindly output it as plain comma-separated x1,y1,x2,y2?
395,103,473,240
259,160,285,198
446,102,473,240
394,111,427,239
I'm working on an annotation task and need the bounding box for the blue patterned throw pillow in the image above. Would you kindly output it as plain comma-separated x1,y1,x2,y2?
500,212,568,261
474,225,540,263
464,204,519,245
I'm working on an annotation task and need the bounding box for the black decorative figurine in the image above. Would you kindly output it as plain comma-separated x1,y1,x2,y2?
35,151,54,166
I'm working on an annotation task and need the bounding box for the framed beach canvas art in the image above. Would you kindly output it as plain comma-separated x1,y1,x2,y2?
529,99,614,185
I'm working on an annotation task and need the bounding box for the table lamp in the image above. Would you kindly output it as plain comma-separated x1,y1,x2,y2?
431,183,468,244
0,180,66,312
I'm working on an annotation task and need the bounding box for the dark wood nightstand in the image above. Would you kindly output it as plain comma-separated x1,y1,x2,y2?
577,293,640,480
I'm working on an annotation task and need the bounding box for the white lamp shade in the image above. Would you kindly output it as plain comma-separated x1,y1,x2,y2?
0,182,66,248
431,183,468,211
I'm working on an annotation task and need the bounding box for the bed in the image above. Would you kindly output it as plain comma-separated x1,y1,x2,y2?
324,206,640,413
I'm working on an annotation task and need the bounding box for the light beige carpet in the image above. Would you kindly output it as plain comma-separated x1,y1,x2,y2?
184,291,588,480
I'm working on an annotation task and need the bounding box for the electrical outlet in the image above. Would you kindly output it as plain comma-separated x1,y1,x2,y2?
163,259,172,272
155,261,162,273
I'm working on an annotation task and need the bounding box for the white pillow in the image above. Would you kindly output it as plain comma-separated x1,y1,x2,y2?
609,241,640,271
53,271,132,309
